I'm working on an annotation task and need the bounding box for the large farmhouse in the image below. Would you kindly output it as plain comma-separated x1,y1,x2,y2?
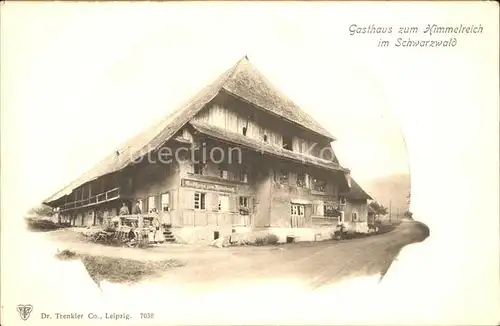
44,56,369,243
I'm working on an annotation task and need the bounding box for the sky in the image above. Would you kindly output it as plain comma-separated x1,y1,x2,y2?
1,2,411,211
1,2,498,325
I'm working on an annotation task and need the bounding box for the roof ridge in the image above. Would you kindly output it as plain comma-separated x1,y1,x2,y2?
221,57,335,141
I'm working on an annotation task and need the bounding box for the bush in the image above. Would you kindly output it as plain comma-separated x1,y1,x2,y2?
266,234,279,245
26,218,59,232
255,236,266,246
56,249,77,260
332,223,348,240
254,234,279,246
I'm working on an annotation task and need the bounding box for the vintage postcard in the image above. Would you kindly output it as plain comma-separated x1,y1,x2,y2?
1,1,498,325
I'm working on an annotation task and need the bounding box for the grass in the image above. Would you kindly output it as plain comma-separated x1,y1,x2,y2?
56,250,184,284
26,218,61,232
378,224,396,234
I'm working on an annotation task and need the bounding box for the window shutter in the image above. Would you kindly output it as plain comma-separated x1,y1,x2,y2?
249,196,255,213
156,195,161,211
229,196,237,213
317,202,324,216
211,193,219,211
183,190,193,209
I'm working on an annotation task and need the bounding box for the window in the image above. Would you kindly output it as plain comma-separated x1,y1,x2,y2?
312,177,326,192
161,193,170,212
324,204,337,217
283,135,292,150
194,192,206,210
291,203,305,216
239,196,249,208
220,168,229,179
218,195,229,212
275,170,289,184
239,196,250,215
238,170,248,183
242,126,247,136
148,196,157,213
296,172,307,187
352,212,358,222
339,196,346,205
194,163,204,175
263,134,268,142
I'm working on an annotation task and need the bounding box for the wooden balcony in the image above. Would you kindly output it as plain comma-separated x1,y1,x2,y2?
60,187,121,212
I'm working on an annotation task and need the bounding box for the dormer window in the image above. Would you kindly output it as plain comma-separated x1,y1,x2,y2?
275,170,289,184
312,177,326,192
297,172,307,187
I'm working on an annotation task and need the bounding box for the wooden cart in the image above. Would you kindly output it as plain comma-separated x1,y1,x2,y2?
114,214,164,245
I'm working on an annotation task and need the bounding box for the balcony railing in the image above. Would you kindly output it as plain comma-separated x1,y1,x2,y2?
60,187,120,212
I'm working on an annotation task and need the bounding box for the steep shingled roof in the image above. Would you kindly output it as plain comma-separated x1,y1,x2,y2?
344,179,373,201
221,57,334,140
44,56,336,205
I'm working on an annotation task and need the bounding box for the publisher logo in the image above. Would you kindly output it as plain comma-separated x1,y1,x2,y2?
17,304,33,321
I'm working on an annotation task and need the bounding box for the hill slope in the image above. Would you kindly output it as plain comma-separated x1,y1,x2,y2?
361,173,411,217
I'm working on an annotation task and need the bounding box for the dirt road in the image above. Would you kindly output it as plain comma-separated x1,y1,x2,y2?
157,221,429,288
48,221,428,289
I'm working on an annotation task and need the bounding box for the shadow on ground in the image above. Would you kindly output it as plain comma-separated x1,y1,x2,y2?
51,220,429,289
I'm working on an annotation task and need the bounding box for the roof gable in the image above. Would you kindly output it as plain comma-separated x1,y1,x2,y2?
343,179,373,201
44,56,335,204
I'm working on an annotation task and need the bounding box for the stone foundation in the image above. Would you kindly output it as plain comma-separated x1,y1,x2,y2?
171,226,252,244
170,222,370,245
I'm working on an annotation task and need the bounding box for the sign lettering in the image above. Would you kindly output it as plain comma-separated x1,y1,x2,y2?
181,179,236,193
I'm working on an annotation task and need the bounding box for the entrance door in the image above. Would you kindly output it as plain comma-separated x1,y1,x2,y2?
290,203,305,228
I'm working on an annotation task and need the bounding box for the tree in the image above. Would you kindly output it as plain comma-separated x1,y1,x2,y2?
403,210,414,220
28,204,54,217
369,201,388,216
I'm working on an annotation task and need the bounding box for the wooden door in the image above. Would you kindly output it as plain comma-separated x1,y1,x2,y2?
290,204,305,228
